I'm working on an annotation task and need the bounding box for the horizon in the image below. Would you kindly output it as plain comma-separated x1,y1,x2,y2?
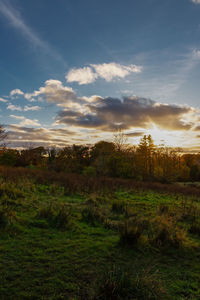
1,0,200,150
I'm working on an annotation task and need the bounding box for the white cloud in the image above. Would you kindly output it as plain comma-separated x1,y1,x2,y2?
10,89,24,97
191,0,200,4
7,104,23,111
66,67,97,85
10,115,41,126
91,63,142,82
23,79,85,108
192,49,200,58
7,103,41,111
24,105,41,111
0,97,7,102
66,62,142,85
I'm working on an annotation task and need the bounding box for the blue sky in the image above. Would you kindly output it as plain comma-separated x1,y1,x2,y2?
0,0,200,149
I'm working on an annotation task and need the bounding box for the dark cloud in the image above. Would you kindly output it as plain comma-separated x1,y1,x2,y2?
194,126,200,131
56,96,193,131
6,125,77,148
125,131,145,137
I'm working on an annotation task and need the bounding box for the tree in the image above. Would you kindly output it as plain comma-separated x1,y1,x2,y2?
113,129,128,152
137,135,155,180
0,125,7,147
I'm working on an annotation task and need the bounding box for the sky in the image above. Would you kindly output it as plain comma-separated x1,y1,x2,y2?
0,0,200,150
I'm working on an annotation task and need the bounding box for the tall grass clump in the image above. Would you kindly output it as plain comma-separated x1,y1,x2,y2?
0,206,17,229
150,215,187,249
119,220,144,246
37,203,72,229
95,266,168,300
81,205,105,226
0,182,25,200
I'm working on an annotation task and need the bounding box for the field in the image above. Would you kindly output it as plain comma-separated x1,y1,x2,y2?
0,168,199,299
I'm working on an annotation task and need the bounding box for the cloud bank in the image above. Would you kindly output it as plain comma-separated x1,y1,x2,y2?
56,96,195,132
4,79,200,148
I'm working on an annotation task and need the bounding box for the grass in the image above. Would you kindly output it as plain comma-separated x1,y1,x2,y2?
0,169,199,299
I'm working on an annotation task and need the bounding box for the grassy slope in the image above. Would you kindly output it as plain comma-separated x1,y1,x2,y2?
0,179,199,299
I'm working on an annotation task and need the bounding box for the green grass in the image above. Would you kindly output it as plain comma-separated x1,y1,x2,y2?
0,178,199,299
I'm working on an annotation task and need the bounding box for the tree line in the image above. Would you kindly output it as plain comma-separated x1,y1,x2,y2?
0,125,200,182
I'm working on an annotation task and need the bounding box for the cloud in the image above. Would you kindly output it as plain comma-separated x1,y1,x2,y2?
66,62,142,85
7,104,23,111
91,63,142,81
8,80,200,148
191,0,200,4
7,104,41,111
0,97,7,102
194,125,200,131
66,67,97,85
6,125,77,148
10,89,24,97
24,105,41,111
10,115,41,126
56,96,196,132
24,79,86,108
125,131,145,137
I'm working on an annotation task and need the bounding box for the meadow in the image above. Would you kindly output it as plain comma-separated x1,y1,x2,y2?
0,167,199,299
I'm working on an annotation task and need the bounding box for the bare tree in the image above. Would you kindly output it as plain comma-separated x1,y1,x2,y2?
113,129,128,152
0,125,7,147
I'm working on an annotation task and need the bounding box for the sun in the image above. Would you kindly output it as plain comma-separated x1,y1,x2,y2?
145,125,183,147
